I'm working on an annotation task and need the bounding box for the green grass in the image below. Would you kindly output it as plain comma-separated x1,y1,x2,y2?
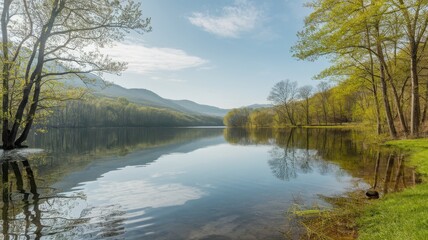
358,138,428,240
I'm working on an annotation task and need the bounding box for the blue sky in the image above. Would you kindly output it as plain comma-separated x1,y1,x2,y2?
104,0,329,109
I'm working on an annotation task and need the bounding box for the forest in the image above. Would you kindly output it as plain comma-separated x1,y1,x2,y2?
225,0,428,139
44,96,223,128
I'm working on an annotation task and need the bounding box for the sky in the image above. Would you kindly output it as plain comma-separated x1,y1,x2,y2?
103,0,330,109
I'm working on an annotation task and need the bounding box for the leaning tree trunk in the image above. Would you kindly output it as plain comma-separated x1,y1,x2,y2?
378,60,397,138
15,80,42,147
375,24,397,138
364,22,382,135
6,0,61,149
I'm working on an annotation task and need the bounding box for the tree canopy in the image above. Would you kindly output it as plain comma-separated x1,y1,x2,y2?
0,0,151,149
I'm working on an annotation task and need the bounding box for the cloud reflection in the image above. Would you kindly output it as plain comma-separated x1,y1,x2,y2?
86,179,205,210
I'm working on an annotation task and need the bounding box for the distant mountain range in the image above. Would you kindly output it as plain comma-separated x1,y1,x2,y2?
63,72,269,118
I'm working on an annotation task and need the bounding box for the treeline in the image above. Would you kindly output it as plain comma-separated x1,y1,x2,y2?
223,80,352,128
45,96,223,127
226,1,428,138
293,0,428,138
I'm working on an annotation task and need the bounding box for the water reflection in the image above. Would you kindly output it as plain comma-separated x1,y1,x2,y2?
0,153,133,239
0,128,420,239
224,128,417,194
1,153,41,239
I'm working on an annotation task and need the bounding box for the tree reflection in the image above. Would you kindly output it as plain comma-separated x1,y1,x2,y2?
268,147,298,181
1,153,41,240
224,128,418,191
0,153,129,239
0,152,120,239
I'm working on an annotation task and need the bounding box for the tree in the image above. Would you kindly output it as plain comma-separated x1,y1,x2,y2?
298,85,313,125
0,0,151,149
249,109,274,128
223,108,251,127
389,0,428,136
291,0,404,137
316,81,330,125
268,80,299,126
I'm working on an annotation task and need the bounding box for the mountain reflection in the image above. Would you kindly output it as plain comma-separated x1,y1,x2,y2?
0,128,419,239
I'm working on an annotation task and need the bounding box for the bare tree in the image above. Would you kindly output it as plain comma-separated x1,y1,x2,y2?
268,80,299,126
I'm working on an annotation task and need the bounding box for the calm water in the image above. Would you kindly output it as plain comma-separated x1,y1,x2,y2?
0,128,416,239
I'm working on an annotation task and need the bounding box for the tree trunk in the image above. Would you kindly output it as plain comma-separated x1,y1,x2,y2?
364,21,381,135
15,80,42,146
1,0,13,149
6,0,62,148
385,74,408,134
285,105,296,126
378,62,397,138
422,77,428,124
410,47,421,136
306,98,310,125
373,90,382,135
375,24,397,138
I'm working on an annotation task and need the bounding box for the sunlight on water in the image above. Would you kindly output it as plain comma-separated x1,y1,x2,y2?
0,128,416,239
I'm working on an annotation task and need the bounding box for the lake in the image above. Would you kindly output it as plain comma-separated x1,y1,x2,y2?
0,128,416,239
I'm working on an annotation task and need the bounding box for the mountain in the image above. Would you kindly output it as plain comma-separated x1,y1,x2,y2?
244,104,273,109
171,100,229,117
63,72,230,117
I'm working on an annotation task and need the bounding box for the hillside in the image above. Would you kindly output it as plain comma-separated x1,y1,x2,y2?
171,99,229,117
47,97,224,127
64,73,229,117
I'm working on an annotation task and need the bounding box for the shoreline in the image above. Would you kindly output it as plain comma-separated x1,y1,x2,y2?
357,139,428,239
292,134,428,239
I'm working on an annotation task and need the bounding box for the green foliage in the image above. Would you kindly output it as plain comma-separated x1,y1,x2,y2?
248,109,275,128
46,96,223,127
0,0,151,148
223,108,251,127
292,0,428,137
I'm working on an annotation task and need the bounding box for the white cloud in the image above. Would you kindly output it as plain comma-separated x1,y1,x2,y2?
188,0,263,38
105,43,208,74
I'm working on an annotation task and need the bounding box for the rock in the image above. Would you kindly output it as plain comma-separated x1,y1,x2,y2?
366,189,379,199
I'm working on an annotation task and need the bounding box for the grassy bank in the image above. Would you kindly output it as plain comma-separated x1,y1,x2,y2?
358,139,428,240
292,137,428,239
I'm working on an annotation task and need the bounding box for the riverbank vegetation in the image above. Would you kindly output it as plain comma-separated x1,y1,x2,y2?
225,0,428,139
224,127,421,239
289,1,428,237
358,139,428,239
223,0,428,238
